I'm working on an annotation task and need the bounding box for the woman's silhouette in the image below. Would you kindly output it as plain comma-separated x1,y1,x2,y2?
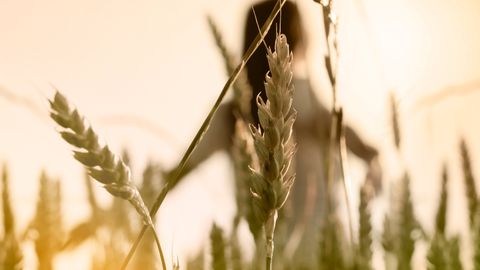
167,0,381,266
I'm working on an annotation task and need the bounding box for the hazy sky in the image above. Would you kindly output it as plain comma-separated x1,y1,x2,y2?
1,0,480,268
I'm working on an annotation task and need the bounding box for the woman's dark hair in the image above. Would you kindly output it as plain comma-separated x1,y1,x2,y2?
243,0,303,125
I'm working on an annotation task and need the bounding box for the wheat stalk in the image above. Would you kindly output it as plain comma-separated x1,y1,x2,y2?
133,162,164,270
249,33,296,270
315,0,356,249
208,14,260,239
120,2,289,268
48,91,166,270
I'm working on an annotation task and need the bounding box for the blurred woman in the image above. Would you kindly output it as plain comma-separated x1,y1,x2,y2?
167,0,381,266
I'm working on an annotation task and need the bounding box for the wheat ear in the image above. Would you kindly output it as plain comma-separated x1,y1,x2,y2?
390,93,401,150
31,171,64,270
232,119,261,237
460,139,478,229
357,183,373,270
48,91,166,270
427,166,450,270
207,15,252,120
249,33,296,270
1,164,23,269
120,2,289,268
1,165,15,236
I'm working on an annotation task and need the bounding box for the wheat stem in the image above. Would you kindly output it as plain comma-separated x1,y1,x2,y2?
151,225,167,270
120,2,288,268
266,256,273,270
317,0,357,253
338,111,354,243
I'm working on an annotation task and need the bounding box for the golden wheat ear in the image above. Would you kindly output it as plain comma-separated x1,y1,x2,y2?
49,91,167,269
249,33,297,270
1,164,23,270
49,91,152,226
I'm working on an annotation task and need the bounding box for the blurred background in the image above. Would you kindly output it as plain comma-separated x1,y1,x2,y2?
0,0,480,269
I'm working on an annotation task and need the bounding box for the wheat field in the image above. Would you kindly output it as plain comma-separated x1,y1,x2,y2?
1,0,480,269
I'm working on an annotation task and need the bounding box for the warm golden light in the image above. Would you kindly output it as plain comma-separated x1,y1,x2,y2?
0,0,480,269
